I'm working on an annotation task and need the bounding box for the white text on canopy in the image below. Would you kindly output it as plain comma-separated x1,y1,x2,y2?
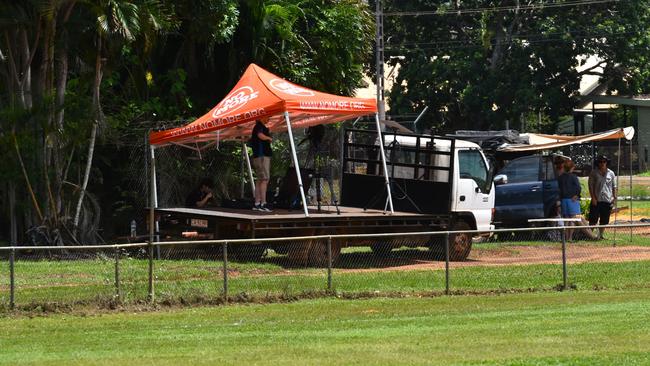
299,100,367,110
212,86,259,118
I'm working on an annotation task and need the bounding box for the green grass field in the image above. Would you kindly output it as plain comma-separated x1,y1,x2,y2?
2,247,650,311
2,228,650,364
1,289,649,365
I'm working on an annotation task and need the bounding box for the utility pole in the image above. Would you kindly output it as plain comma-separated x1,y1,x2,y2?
375,0,386,121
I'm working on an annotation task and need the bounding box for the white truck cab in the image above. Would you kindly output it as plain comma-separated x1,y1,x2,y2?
385,134,495,233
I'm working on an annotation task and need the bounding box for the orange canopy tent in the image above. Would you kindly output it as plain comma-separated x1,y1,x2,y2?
149,63,377,148
147,64,393,219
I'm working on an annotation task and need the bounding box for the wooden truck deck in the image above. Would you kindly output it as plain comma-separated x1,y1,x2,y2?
154,205,449,239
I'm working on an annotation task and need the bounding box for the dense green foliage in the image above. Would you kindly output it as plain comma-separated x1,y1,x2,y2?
2,289,650,364
380,0,650,133
3,0,650,244
0,0,374,243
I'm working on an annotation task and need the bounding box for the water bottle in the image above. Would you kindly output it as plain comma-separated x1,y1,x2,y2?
130,220,137,237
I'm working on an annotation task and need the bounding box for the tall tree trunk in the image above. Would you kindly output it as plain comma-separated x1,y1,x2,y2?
20,29,33,109
9,182,17,245
72,122,97,238
53,32,69,217
73,37,102,239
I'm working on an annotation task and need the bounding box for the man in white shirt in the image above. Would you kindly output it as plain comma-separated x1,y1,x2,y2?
588,155,617,239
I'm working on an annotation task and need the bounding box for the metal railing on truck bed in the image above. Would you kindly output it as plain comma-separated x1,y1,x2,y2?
341,128,455,215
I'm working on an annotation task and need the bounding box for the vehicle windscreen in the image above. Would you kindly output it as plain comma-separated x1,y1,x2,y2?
458,149,490,192
499,155,541,183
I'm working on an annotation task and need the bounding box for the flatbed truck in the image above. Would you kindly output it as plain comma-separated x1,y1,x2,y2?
153,129,495,264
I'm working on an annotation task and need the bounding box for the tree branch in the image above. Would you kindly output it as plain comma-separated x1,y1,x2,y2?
4,30,21,86
577,60,607,76
12,132,44,222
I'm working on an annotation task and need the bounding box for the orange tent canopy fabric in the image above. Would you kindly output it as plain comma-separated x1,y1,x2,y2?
149,63,377,146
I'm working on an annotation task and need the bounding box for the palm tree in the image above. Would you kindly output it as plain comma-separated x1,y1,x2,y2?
72,0,167,240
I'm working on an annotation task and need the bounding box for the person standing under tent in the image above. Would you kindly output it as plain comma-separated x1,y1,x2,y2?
588,155,617,239
558,160,581,241
250,117,273,212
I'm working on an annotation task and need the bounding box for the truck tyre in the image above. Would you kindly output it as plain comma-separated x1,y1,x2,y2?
448,221,472,261
287,229,316,266
308,238,342,267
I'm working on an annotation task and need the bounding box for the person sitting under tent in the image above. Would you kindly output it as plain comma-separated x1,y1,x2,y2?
185,178,214,208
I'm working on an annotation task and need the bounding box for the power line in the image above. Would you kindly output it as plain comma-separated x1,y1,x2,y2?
384,30,637,52
383,0,620,16
387,28,637,47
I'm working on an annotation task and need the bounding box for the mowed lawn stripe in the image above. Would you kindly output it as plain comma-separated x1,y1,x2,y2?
1,289,649,365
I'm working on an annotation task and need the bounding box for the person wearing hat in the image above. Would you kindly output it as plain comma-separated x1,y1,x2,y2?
588,155,617,239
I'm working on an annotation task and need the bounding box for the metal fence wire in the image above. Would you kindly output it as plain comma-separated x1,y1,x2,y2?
2,223,650,311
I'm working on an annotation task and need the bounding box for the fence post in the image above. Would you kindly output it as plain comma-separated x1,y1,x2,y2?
222,241,228,305
445,232,450,295
561,226,568,291
114,246,121,303
327,236,332,291
148,242,154,303
9,248,15,310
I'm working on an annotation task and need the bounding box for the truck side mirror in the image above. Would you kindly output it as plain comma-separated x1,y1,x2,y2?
483,165,496,194
493,174,508,185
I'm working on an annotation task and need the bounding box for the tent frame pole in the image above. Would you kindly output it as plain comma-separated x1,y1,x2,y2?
630,140,633,242
151,146,161,258
149,146,159,239
614,138,621,243
375,113,394,214
242,141,256,198
284,112,309,217
148,144,157,300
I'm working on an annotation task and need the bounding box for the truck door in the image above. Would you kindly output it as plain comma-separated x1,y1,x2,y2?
494,155,545,226
453,149,494,232
541,156,560,218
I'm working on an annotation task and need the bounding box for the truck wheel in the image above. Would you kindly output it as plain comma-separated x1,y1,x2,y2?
448,221,472,261
287,229,316,266
287,240,311,265
308,238,342,267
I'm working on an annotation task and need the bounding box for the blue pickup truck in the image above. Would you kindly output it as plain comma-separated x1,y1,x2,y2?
493,155,561,228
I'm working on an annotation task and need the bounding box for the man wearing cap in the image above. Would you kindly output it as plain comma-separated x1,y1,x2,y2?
588,155,617,239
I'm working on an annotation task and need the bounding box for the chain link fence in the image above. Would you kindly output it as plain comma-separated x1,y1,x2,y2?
2,223,650,311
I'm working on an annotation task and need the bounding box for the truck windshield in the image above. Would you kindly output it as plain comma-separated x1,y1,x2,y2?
458,149,490,192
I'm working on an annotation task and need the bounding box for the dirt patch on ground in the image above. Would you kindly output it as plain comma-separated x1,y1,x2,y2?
337,245,650,273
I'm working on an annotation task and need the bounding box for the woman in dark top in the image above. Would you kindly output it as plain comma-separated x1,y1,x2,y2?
557,160,581,240
250,117,273,212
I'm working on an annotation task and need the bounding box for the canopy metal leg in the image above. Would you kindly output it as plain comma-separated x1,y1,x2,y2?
375,113,394,214
150,145,160,258
242,141,256,198
284,112,309,217
630,140,633,242
614,138,621,243
148,145,157,300
149,146,156,241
